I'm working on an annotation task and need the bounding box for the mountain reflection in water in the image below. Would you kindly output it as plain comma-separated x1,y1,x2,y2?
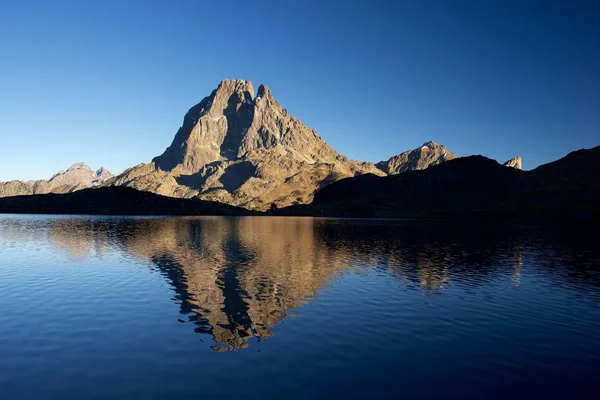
12,216,600,351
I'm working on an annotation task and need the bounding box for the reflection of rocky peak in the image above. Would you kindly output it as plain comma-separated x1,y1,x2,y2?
376,141,457,174
503,156,522,169
0,163,112,198
110,78,382,210
3,216,591,351
49,218,111,260
119,217,346,351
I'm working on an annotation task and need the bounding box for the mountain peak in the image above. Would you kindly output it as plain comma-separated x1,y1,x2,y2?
95,167,113,178
216,78,254,97
256,83,270,99
503,156,522,169
376,141,457,174
211,78,255,112
153,78,337,175
215,79,269,101
152,79,256,172
67,162,91,172
222,78,248,84
50,162,112,185
115,78,383,209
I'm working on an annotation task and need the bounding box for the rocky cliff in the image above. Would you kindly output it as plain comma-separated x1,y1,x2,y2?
0,163,112,198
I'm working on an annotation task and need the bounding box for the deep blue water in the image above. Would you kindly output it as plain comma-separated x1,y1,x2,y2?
0,215,599,399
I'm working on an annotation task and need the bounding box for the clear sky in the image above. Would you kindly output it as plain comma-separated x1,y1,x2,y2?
1,0,598,180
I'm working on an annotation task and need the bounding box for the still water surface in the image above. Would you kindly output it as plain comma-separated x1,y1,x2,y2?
0,215,599,398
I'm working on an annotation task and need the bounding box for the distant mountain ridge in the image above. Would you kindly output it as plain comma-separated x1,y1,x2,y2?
0,162,112,198
2,147,595,221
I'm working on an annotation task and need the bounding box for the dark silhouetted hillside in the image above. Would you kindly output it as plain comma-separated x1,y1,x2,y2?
277,147,600,220
0,186,254,216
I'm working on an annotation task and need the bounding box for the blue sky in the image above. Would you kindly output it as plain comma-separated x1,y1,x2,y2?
1,0,598,180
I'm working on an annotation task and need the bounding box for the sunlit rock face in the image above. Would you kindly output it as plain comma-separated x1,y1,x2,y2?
503,156,523,169
108,78,386,210
375,141,457,175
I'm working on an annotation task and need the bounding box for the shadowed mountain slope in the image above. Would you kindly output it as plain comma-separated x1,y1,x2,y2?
0,186,252,216
277,146,600,220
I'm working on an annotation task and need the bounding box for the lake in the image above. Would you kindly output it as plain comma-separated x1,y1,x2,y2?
0,215,599,399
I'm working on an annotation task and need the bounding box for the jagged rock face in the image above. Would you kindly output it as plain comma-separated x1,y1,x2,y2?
376,141,457,175
153,80,344,173
153,80,256,173
110,79,384,210
0,163,112,198
503,156,522,169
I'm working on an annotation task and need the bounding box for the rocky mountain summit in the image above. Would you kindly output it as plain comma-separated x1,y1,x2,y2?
108,79,387,210
376,141,457,174
0,163,112,198
108,79,464,210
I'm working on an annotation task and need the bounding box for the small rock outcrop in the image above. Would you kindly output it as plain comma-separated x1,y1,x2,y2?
503,156,522,169
0,163,112,198
376,141,457,175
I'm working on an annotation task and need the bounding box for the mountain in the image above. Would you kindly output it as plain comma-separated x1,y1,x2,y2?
276,146,600,220
0,162,112,198
107,79,455,210
503,156,522,169
48,162,113,187
0,186,251,216
108,79,383,209
375,141,457,174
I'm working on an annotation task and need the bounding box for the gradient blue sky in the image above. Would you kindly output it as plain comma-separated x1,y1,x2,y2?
1,0,599,180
